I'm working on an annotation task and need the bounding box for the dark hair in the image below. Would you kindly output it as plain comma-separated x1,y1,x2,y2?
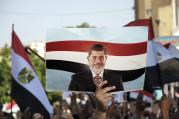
88,44,106,56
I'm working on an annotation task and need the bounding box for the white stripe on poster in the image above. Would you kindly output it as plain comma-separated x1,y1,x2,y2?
46,51,147,70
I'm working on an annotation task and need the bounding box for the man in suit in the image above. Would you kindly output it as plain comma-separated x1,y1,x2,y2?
68,44,124,92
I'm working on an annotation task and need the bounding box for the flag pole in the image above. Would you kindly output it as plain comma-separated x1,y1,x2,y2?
12,24,14,31
25,46,45,62
10,24,14,115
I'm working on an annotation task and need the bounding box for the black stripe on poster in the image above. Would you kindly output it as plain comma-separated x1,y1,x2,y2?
46,60,145,82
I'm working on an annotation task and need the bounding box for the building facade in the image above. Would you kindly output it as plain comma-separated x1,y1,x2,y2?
135,0,173,37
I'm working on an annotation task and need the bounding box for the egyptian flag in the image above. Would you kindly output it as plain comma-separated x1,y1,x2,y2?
2,100,19,114
154,42,179,84
125,18,162,93
46,27,148,91
11,30,53,118
128,90,153,103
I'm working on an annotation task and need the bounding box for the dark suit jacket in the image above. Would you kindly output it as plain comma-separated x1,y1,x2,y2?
68,70,124,92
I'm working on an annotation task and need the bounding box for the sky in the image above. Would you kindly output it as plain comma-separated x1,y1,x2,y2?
0,0,135,47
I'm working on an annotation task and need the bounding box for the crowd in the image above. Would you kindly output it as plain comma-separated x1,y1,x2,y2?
0,83,179,119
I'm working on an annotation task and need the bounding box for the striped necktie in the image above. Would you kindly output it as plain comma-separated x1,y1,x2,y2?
93,75,102,86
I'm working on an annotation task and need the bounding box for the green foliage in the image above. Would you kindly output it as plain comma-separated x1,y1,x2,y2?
46,92,63,104
77,22,91,28
0,44,11,103
65,22,95,28
28,49,46,87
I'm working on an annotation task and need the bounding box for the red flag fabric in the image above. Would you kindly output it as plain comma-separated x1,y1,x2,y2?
125,17,154,40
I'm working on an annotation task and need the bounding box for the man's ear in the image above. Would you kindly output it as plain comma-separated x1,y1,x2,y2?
87,56,89,61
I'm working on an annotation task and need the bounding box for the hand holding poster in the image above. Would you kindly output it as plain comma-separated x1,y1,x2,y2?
46,27,148,93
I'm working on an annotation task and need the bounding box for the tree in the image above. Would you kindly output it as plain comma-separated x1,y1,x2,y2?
0,44,11,103
65,22,95,28
77,22,90,28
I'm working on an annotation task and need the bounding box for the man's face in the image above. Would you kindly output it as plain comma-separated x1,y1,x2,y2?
88,50,107,75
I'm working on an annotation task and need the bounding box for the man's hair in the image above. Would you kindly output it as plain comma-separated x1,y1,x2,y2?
88,44,106,56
